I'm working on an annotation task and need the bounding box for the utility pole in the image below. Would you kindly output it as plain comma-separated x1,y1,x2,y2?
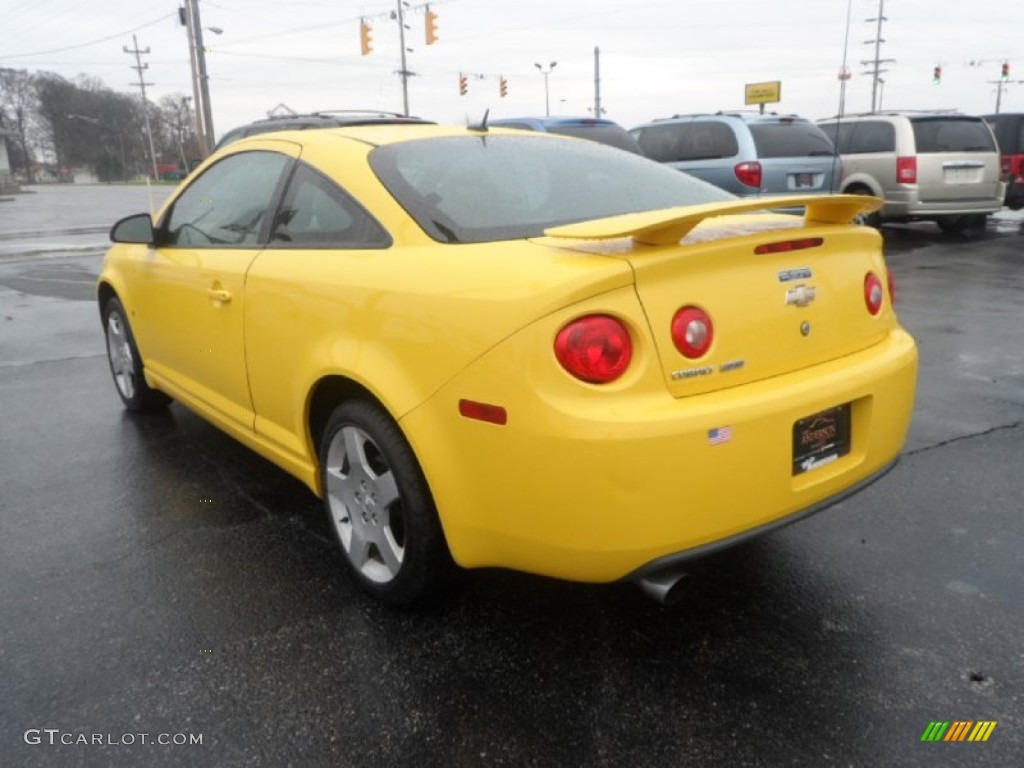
593,46,603,117
861,0,895,113
183,0,216,155
394,1,413,116
123,34,160,180
989,78,1023,114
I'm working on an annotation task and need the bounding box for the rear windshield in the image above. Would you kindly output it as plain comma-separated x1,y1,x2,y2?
749,122,836,158
911,118,996,153
369,135,735,244
544,123,642,154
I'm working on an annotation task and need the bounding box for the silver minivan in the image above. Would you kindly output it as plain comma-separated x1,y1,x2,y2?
817,112,1004,232
629,113,840,199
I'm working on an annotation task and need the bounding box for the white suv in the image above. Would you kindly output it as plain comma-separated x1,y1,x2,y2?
817,111,1004,232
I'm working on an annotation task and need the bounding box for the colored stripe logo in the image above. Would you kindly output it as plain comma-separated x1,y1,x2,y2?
921,721,997,742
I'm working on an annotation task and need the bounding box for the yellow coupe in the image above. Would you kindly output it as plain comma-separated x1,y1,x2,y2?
98,124,917,604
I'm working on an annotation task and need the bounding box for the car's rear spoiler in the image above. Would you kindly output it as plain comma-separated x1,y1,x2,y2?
544,194,883,246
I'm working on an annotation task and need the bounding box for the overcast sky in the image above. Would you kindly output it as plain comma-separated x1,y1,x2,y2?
3,0,1022,142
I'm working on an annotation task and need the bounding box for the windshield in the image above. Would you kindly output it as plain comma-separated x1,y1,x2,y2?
911,118,997,153
369,135,734,244
749,122,837,158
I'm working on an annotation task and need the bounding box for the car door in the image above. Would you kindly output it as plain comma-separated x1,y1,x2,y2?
243,160,392,470
132,144,297,432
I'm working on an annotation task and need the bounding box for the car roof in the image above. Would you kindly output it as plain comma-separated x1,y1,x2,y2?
490,116,627,128
637,112,813,127
215,111,434,148
819,110,983,121
223,123,553,150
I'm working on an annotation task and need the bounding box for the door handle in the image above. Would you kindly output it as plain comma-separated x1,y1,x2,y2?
207,288,232,303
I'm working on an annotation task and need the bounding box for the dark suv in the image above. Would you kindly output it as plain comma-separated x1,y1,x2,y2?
215,111,434,151
983,113,1024,210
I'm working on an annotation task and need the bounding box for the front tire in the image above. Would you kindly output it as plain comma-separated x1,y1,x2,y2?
103,297,170,411
319,400,455,605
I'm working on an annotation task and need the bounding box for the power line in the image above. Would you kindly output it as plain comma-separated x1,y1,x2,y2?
1,12,176,60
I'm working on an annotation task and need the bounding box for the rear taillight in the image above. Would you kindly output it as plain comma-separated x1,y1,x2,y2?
1013,155,1024,181
896,155,917,184
671,306,714,358
734,161,762,189
1000,158,1011,180
554,315,632,383
865,272,884,315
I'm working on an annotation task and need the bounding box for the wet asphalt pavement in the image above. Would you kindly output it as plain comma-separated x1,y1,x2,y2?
0,187,1022,767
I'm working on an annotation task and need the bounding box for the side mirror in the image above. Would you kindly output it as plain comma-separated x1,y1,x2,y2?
110,213,155,244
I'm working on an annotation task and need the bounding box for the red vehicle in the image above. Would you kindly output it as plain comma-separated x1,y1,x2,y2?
984,113,1024,210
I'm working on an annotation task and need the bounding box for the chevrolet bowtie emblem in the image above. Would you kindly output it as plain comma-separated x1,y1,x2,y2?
785,284,817,307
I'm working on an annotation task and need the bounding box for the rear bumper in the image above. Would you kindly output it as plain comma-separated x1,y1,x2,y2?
403,326,918,583
881,187,1005,219
625,457,898,582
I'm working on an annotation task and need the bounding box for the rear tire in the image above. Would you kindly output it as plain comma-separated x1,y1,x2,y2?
103,297,170,411
846,186,881,228
937,214,987,235
319,400,456,605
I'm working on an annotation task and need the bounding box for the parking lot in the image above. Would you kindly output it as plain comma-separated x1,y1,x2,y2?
0,187,1022,767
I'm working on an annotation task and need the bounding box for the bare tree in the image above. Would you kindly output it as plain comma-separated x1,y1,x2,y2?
158,94,199,169
0,68,38,182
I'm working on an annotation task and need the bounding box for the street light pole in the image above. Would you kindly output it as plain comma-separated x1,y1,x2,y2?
534,61,557,117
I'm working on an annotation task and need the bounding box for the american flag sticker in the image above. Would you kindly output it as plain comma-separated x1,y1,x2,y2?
708,426,732,445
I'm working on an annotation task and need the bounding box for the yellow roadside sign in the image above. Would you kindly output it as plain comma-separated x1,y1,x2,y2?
745,81,782,105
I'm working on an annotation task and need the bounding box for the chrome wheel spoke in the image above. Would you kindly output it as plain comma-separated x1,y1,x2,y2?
343,426,371,475
347,525,372,570
375,525,404,574
374,470,399,511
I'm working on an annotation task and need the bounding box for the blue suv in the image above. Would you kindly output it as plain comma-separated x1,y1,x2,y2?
630,112,840,198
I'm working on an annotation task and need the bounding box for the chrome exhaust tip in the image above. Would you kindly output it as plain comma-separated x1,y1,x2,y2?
635,565,689,606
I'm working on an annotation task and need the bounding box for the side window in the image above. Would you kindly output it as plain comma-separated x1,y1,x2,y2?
164,151,290,247
821,121,854,153
269,163,391,248
850,121,895,153
686,122,739,159
634,124,691,162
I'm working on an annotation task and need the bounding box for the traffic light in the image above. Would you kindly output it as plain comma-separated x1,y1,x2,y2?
360,19,373,56
499,76,508,98
1002,61,1010,80
459,73,468,96
932,65,941,84
425,7,438,45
